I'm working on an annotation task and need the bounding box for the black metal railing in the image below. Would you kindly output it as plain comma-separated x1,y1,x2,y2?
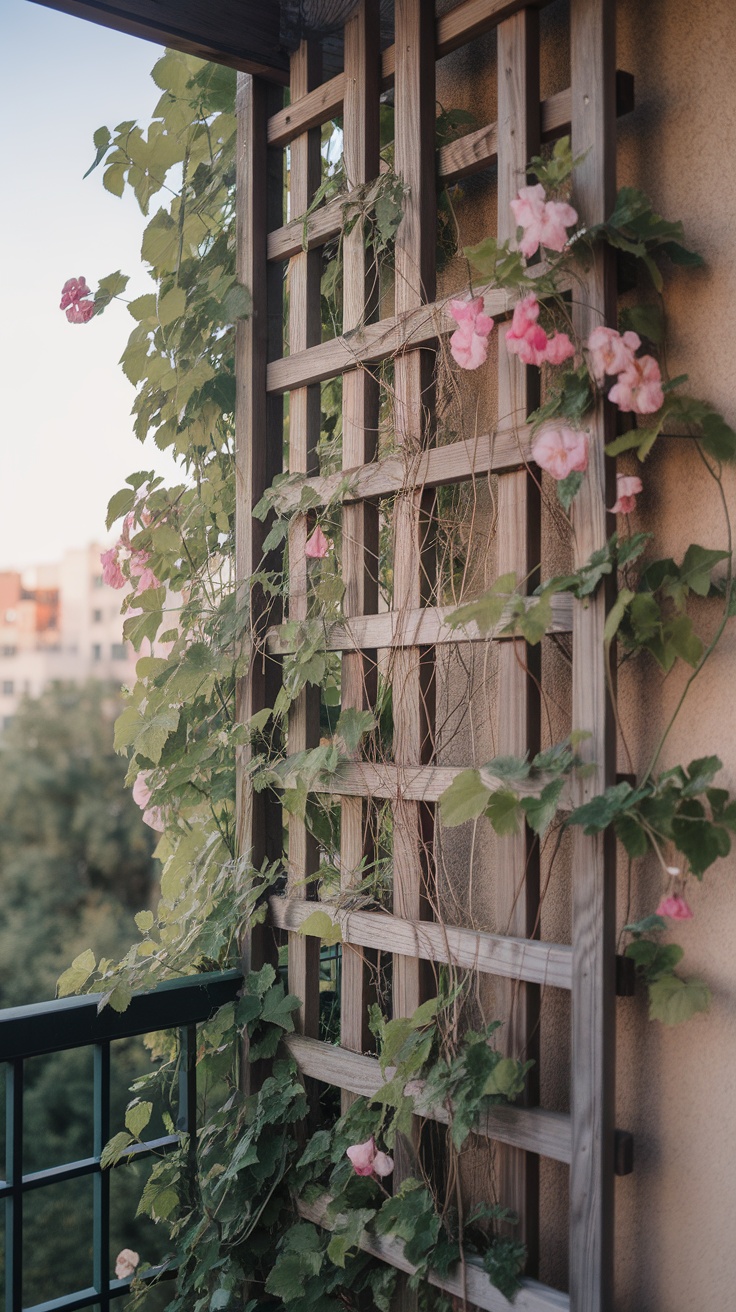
0,970,242,1312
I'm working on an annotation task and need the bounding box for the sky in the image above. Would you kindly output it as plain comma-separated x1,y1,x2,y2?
0,1,181,570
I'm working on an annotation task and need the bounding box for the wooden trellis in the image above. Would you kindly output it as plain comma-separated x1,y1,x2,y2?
236,1,630,1308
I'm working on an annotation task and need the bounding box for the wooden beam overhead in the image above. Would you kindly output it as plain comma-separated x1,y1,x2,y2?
27,0,290,80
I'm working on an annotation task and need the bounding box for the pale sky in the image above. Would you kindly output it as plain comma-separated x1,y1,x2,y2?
0,1,182,570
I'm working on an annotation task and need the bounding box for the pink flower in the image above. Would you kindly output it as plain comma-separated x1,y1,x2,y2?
608,355,664,415
346,1136,394,1178
505,293,575,367
100,547,125,589
586,326,641,386
59,277,91,309
132,772,165,832
609,474,643,515
305,525,332,559
115,1249,140,1280
532,425,589,481
448,296,494,370
128,551,160,593
65,299,95,324
133,566,161,593
510,184,578,259
542,331,575,366
656,894,693,921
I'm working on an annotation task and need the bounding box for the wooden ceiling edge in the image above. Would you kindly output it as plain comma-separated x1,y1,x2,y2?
28,0,291,82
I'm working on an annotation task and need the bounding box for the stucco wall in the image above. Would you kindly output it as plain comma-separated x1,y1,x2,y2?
434,2,736,1308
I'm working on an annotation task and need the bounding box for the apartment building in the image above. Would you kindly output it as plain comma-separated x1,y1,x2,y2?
0,544,138,728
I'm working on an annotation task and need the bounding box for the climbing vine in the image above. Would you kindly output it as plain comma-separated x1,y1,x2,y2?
58,45,736,1311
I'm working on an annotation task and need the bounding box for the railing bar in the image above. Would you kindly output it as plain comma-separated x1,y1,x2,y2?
0,1136,181,1198
178,1023,198,1204
6,1056,23,1312
93,1042,111,1312
24,1264,178,1312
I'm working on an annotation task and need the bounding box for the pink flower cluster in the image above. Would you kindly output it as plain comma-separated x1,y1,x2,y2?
60,276,95,324
587,327,664,415
505,293,574,368
510,184,578,259
346,1136,394,1178
100,510,161,595
448,296,494,370
532,425,589,482
132,771,165,833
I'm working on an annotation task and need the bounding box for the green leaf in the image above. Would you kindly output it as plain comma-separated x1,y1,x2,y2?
157,285,186,325
447,574,517,635
567,782,633,834
439,769,490,827
57,949,96,997
521,777,565,836
103,162,126,197
557,469,584,511
620,303,665,344
604,588,635,649
106,486,136,530
484,789,521,835
678,544,730,597
100,1131,135,1170
298,910,342,947
336,708,375,754
648,974,710,1025
125,1100,153,1138
84,125,112,178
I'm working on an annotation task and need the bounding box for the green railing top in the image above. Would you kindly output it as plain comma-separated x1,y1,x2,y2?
0,968,242,1062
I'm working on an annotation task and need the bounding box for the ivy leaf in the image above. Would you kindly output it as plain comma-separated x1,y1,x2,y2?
484,789,521,835
619,303,665,344
447,573,517,635
84,124,112,178
439,769,490,827
567,781,633,834
604,588,635,650
336,708,375,754
106,486,136,530
648,974,710,1025
100,1131,135,1170
678,544,730,597
520,777,565,835
298,910,342,948
57,948,96,997
125,1100,153,1139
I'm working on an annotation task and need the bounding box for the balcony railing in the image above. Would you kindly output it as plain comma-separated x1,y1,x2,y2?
1,970,242,1312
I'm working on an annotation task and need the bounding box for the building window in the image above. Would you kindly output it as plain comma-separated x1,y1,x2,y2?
92,644,102,662
2,681,14,696
111,643,127,661
1,646,16,658
93,608,103,623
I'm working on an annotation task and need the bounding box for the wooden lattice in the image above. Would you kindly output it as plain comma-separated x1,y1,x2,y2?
236,2,629,1308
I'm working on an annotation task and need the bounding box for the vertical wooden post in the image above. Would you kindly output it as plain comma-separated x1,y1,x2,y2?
286,40,323,1041
494,6,541,1271
235,72,284,995
569,1,617,1308
340,0,381,1084
391,0,436,1219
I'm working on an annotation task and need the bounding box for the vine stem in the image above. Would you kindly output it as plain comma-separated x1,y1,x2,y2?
643,442,733,781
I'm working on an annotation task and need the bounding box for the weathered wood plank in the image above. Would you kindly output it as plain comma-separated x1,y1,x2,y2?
268,73,633,259
283,1035,573,1163
268,897,574,989
311,761,572,807
494,7,542,1270
270,429,532,514
298,1192,571,1312
340,0,382,1089
569,2,617,1309
33,0,290,80
234,73,285,1086
266,0,554,146
285,41,323,1042
266,593,573,654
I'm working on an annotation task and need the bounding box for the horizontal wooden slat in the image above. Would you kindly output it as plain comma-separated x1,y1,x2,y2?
269,896,574,989
269,72,633,260
267,594,573,654
305,761,572,808
268,0,551,147
268,279,530,393
270,429,532,514
283,1033,573,1163
298,1191,571,1312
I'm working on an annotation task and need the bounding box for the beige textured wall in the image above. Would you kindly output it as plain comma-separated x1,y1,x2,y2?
434,1,736,1308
